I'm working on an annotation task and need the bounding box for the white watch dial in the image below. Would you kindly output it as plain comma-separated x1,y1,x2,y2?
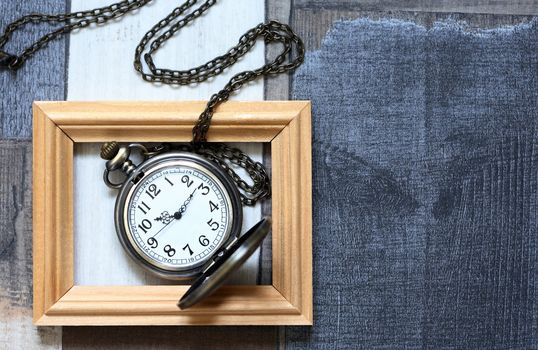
124,163,232,271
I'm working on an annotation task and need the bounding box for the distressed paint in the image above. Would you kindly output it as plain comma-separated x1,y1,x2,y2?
67,0,266,286
0,141,61,349
64,0,278,348
0,1,68,138
293,0,538,16
288,17,538,349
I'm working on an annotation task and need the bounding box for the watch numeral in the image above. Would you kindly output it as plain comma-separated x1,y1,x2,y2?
209,200,219,212
147,237,158,248
145,184,161,199
198,183,210,195
182,244,194,256
138,219,152,234
199,235,210,246
207,218,219,231
138,201,151,214
164,244,176,257
165,177,174,186
181,175,193,188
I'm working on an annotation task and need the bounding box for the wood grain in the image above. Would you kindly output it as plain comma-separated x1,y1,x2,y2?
0,0,68,138
36,101,305,142
32,101,312,326
294,0,538,15
287,4,538,349
293,8,536,50
0,140,61,349
33,104,74,320
271,103,312,322
265,0,292,101
62,0,274,344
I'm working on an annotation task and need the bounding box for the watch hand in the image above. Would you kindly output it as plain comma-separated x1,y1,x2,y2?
174,188,197,218
150,189,198,239
150,217,174,239
154,211,173,224
151,210,177,239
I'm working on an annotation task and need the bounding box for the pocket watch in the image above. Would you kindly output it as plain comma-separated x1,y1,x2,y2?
101,142,271,308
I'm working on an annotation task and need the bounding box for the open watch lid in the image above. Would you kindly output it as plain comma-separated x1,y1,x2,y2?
178,217,272,309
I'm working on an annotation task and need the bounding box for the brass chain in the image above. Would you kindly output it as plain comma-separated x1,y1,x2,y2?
0,0,304,205
145,143,270,206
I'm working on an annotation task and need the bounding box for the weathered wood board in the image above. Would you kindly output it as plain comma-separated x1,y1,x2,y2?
0,141,61,349
0,1,66,348
287,1,538,349
3,0,538,348
0,1,68,139
63,0,277,347
68,0,266,286
293,0,538,16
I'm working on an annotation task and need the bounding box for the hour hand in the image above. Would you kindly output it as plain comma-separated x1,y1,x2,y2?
154,211,174,224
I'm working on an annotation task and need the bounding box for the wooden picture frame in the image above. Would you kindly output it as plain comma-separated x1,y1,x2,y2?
32,101,312,326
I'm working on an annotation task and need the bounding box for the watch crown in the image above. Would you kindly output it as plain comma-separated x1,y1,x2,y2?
100,141,119,160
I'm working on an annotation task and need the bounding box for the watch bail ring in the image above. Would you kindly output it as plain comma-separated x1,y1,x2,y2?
103,169,123,189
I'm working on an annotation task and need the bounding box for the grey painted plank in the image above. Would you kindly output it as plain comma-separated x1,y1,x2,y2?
262,0,294,287
0,140,61,349
265,0,292,100
294,0,538,16
0,0,68,139
293,8,536,50
287,12,538,350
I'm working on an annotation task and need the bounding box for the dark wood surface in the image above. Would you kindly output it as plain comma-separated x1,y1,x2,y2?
63,327,278,350
1,0,538,349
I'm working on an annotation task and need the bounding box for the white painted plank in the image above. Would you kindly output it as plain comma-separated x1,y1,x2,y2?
69,0,266,286
74,143,264,285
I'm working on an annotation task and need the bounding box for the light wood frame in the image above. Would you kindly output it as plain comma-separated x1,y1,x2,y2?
32,101,312,326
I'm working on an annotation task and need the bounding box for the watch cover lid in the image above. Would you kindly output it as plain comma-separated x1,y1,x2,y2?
178,217,272,309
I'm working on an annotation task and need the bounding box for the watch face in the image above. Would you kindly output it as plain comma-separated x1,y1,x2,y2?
121,156,236,273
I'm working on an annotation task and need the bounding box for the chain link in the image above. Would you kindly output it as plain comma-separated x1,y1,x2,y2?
0,0,152,69
0,0,304,206
144,143,270,206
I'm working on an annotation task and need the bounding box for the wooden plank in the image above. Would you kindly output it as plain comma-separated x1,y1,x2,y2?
288,5,538,349
265,0,292,101
63,326,278,350
262,0,293,287
293,8,536,50
0,140,61,349
294,0,538,16
0,0,68,138
66,0,267,288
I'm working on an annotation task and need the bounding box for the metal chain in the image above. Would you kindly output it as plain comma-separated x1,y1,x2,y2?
145,143,270,206
0,0,152,69
0,0,305,206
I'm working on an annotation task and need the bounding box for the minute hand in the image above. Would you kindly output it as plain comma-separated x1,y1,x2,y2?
174,188,197,219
